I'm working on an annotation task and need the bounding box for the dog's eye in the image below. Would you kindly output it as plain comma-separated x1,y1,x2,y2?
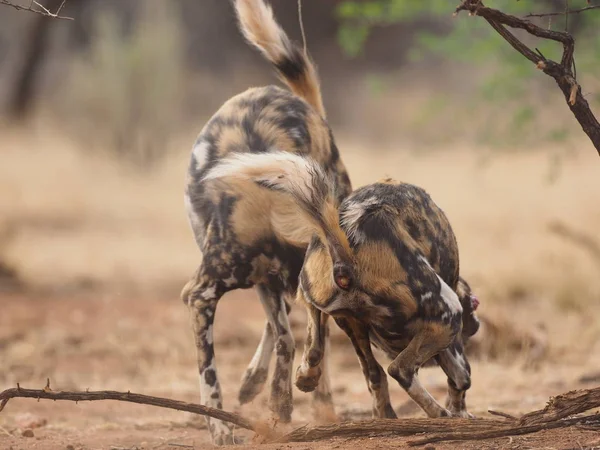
335,275,351,290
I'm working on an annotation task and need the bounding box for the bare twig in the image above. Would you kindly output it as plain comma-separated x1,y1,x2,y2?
454,0,600,155
297,0,307,55
0,0,72,19
0,381,255,432
488,409,518,420
524,5,600,18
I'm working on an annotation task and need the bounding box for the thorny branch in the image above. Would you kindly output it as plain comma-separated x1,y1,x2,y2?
0,0,72,20
0,379,255,432
454,0,600,155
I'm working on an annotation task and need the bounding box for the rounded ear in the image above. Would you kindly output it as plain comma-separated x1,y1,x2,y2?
333,263,354,290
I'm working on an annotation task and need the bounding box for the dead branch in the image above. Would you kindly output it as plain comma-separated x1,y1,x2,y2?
3,380,599,446
408,413,600,446
548,220,600,268
525,5,600,18
0,0,72,19
409,386,600,446
488,409,518,420
272,418,507,443
0,380,255,432
518,386,600,426
454,0,600,155
278,386,600,445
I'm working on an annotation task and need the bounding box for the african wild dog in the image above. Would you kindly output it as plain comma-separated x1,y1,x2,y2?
204,152,478,420
181,0,352,444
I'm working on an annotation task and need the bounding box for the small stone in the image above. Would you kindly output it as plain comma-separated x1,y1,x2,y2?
21,429,34,438
66,446,75,450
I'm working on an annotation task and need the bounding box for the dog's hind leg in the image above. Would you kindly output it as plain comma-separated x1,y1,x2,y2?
183,268,233,445
257,284,296,422
239,321,275,405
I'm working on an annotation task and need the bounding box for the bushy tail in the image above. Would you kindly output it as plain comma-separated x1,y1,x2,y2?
235,0,326,117
203,152,354,275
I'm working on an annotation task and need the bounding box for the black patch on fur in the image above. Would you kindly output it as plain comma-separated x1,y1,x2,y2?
242,118,269,154
275,45,306,82
204,369,217,386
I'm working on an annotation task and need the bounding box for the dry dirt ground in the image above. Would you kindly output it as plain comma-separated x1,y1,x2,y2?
1,130,600,449
1,289,600,450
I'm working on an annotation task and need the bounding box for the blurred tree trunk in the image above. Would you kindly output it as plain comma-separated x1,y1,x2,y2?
7,0,65,121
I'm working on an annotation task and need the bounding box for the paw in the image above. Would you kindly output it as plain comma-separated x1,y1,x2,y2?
208,419,234,446
453,410,475,419
238,368,268,404
447,406,475,419
378,403,398,419
295,364,321,393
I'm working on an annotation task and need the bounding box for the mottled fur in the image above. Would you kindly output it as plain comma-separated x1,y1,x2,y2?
182,0,351,445
206,154,479,420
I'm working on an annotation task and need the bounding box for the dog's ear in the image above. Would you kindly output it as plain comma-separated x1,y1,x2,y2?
456,276,481,339
456,277,472,309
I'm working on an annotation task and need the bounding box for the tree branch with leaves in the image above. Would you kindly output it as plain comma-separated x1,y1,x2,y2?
454,0,600,155
337,0,600,154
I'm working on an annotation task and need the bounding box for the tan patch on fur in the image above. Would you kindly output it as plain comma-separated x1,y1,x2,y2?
227,181,273,246
180,275,196,305
354,242,418,318
271,199,317,247
216,126,246,158
356,241,406,285
321,202,353,260
305,113,331,162
408,320,454,347
248,253,272,285
392,283,419,318
303,247,335,307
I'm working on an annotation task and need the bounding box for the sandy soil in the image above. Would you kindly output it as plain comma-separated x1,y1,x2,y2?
1,289,600,450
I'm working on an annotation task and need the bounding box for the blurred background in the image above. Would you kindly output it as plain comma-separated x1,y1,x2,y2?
0,0,599,447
